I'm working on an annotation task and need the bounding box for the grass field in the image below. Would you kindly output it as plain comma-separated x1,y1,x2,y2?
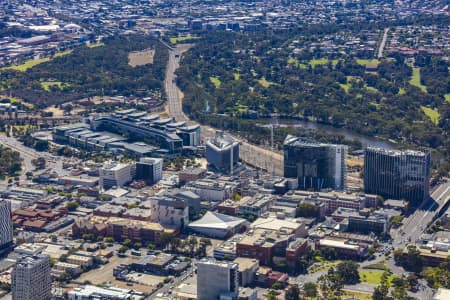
87,42,105,48
398,88,406,95
258,77,275,88
410,67,427,92
233,73,240,80
3,49,74,72
54,50,73,57
309,58,339,67
209,76,221,88
40,81,69,91
359,270,397,286
339,83,351,93
341,291,373,300
362,261,387,271
169,36,198,44
421,106,440,125
365,86,379,93
445,94,450,103
3,57,51,71
356,59,380,66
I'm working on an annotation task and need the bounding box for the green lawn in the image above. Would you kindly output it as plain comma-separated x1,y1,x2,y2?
3,49,74,71
339,83,351,93
3,57,51,71
209,76,221,88
359,270,397,286
258,77,275,88
40,81,69,91
287,57,307,69
87,42,105,48
356,59,380,66
169,36,198,44
362,261,387,271
365,86,379,93
421,106,440,125
233,73,240,80
398,88,406,95
341,291,373,300
445,94,450,103
309,58,339,67
410,67,427,92
54,50,73,57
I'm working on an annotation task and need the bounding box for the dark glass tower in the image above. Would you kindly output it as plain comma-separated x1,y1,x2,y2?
284,135,347,191
364,147,430,205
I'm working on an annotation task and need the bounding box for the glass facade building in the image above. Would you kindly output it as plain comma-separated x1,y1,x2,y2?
284,135,347,191
364,147,430,205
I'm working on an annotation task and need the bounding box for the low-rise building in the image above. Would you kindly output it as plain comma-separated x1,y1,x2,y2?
317,238,368,258
233,257,259,287
189,211,248,239
131,253,175,275
67,254,93,267
67,285,144,300
179,167,207,184
52,262,82,277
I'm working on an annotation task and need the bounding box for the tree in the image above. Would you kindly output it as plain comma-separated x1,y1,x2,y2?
31,157,46,170
66,200,79,211
118,246,128,253
394,245,423,273
372,271,389,300
318,268,343,299
34,140,49,152
336,261,360,284
320,247,338,260
303,282,317,298
296,202,319,218
285,285,300,300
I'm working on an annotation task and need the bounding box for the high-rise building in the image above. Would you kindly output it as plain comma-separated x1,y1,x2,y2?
99,162,135,189
135,157,163,185
0,200,13,255
197,259,238,300
284,135,347,191
364,147,430,205
12,254,51,300
206,131,239,174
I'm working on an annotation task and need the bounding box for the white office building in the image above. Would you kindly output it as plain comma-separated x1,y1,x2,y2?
99,162,135,189
12,254,51,300
197,259,238,300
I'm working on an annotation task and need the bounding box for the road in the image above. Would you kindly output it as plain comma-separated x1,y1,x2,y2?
0,135,65,185
164,45,284,175
392,180,450,248
377,28,389,58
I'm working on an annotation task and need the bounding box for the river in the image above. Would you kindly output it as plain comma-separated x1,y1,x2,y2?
265,118,397,149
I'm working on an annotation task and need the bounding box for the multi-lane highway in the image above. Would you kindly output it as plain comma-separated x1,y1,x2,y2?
392,180,450,247
164,44,284,175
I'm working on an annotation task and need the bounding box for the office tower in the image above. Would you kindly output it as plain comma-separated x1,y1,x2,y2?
0,200,13,254
206,131,239,174
364,147,430,205
284,135,347,191
197,259,239,300
12,254,51,300
99,162,135,189
135,157,163,185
